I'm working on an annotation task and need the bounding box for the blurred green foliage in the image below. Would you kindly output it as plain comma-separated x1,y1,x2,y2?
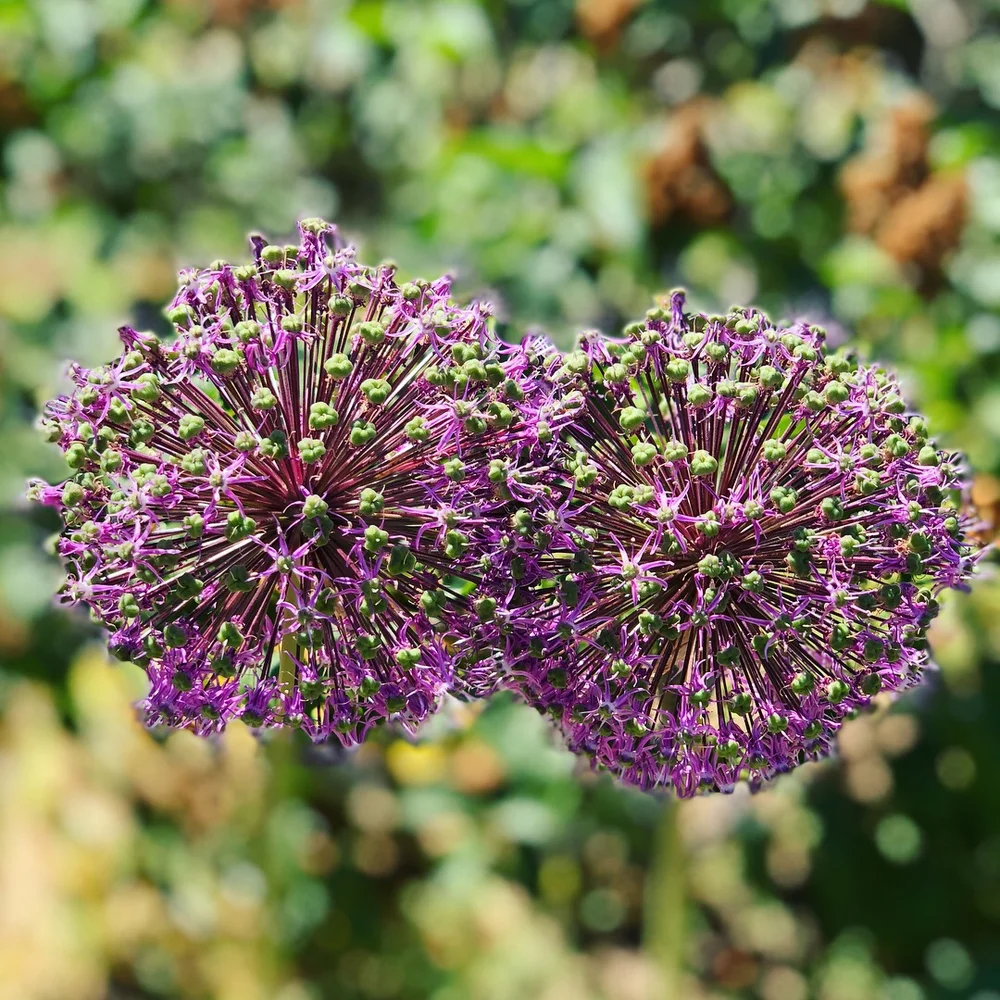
2,0,1000,997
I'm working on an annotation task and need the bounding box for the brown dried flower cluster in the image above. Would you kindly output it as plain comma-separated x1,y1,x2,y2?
645,100,732,229
840,95,967,288
575,0,643,50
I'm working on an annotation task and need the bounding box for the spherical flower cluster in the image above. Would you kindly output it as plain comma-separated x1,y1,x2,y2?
496,292,980,795
30,219,530,744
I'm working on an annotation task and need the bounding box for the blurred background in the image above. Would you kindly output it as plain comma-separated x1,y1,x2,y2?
2,0,1000,997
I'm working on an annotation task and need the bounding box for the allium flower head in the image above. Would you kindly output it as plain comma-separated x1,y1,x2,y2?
30,219,522,743
503,292,981,795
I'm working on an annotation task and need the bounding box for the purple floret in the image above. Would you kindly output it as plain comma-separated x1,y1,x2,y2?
493,292,982,796
30,218,527,744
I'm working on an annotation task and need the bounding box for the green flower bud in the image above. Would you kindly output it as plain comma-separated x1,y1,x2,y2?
148,475,171,498
179,449,205,475
349,421,377,447
234,430,257,453
329,295,352,317
358,488,384,516
210,349,241,376
757,365,783,389
363,525,389,552
225,511,257,541
824,380,850,404
356,321,385,346
324,353,353,379
356,634,382,660
395,647,421,668
619,406,647,432
662,440,688,462
863,638,884,662
698,554,723,577
690,450,718,476
174,574,203,600
546,668,567,689
183,513,204,538
487,401,515,428
632,441,658,466
171,670,193,692
688,383,713,407
65,442,89,470
272,269,298,290
218,621,244,648
443,458,466,482
860,673,883,696
308,402,339,429
475,596,497,621
234,320,261,342
504,377,525,401
303,495,328,519
770,486,797,513
705,342,729,363
130,419,155,445
767,713,788,733
665,357,690,382
885,434,909,458
444,529,469,559
820,497,844,520
387,543,417,576
132,373,160,403
360,378,391,404
917,445,939,467
730,692,752,715
830,622,853,650
840,534,860,557
803,390,826,412
163,625,187,648
462,358,486,382
297,438,326,463
603,363,628,384
177,414,205,441
717,645,740,667
791,671,814,696
251,386,278,410
260,244,285,265
827,679,850,704
854,468,881,496
420,589,446,616
165,304,195,326
762,439,787,462
118,593,141,619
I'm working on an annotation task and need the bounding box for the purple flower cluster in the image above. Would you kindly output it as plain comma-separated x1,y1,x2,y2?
32,221,982,795
30,219,527,744
488,292,981,795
